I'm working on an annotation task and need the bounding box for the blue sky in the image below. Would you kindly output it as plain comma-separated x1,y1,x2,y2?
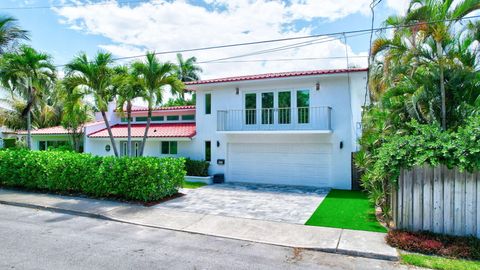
2,0,408,78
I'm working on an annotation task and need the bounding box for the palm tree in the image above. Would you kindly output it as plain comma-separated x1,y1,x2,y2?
404,0,480,129
0,15,29,53
175,53,202,99
112,66,145,157
0,45,56,149
132,52,184,156
65,52,120,157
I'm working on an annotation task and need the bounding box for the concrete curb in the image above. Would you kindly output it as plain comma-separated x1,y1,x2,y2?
0,199,398,261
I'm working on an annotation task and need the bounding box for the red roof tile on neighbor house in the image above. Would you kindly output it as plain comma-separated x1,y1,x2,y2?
185,68,368,85
116,105,195,112
87,123,196,138
17,126,76,135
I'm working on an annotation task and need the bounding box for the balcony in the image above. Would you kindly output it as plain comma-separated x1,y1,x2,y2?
217,107,332,133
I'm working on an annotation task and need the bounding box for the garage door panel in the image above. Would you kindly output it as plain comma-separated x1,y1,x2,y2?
227,142,331,187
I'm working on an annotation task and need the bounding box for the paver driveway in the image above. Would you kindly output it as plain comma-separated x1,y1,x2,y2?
155,182,329,224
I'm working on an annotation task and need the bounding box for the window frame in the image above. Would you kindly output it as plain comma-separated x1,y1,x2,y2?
161,141,178,155
205,141,211,162
205,93,212,115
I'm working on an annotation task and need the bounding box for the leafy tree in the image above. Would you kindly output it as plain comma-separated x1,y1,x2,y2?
112,65,145,156
0,45,56,149
65,52,119,157
132,52,184,156
162,97,195,107
174,53,202,99
0,15,29,53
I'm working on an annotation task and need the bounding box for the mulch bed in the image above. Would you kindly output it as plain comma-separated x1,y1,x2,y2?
386,230,480,260
0,186,184,207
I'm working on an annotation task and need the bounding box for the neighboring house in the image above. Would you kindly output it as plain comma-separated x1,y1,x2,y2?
23,68,368,189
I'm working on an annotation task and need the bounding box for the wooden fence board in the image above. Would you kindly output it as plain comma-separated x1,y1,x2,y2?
395,165,479,238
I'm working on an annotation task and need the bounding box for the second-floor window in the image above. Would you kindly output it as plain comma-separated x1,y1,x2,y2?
245,93,256,125
205,93,211,115
297,90,310,124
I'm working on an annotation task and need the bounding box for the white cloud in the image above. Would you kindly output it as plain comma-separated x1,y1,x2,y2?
54,0,369,79
385,0,410,15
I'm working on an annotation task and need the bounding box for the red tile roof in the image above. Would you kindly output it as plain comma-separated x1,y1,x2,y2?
88,123,196,138
185,68,368,85
116,105,195,112
17,126,77,135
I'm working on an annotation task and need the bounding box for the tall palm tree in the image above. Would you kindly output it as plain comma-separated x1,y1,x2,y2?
0,45,56,149
112,65,145,157
65,52,120,157
175,53,202,99
0,15,29,53
404,0,480,129
132,52,184,156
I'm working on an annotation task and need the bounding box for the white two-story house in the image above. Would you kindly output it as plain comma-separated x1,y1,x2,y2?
21,68,368,189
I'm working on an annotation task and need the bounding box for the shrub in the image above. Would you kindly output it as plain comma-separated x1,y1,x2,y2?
185,158,209,176
2,138,16,148
386,230,480,260
0,149,186,202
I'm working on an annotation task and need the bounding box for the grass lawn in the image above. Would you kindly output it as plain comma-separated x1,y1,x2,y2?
182,181,207,189
305,189,387,233
401,253,480,270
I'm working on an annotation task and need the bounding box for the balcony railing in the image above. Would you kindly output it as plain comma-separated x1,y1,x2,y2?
217,106,332,132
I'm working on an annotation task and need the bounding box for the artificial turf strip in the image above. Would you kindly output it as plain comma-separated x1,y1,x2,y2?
182,181,207,189
401,254,480,270
305,189,387,233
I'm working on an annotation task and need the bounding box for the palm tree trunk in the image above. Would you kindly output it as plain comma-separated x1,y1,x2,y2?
437,40,447,130
139,108,151,157
127,102,132,157
101,111,119,157
26,77,32,150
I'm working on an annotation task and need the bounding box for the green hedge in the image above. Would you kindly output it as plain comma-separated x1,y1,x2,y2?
0,149,186,202
185,158,209,176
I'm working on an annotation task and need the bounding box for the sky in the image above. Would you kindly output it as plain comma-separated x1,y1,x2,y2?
1,0,410,80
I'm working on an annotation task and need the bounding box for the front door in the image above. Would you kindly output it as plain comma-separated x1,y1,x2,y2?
121,141,141,157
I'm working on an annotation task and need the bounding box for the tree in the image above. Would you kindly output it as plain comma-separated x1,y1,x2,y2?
0,15,29,53
174,53,202,99
65,52,120,157
112,65,145,157
0,45,56,149
58,81,92,152
132,52,184,156
404,0,480,130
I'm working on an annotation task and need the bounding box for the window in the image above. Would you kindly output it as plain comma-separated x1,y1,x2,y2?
205,93,211,115
136,116,147,122
205,141,211,162
161,141,178,154
167,115,179,121
121,117,133,123
151,116,164,121
261,92,274,124
38,141,68,151
296,90,310,124
278,91,291,124
245,93,256,125
182,114,195,121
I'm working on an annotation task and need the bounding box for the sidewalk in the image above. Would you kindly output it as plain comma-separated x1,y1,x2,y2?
0,188,398,261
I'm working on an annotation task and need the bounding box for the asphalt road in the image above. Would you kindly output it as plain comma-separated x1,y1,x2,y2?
0,204,413,270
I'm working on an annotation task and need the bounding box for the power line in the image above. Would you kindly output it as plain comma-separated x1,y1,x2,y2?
0,0,152,10
197,56,368,64
53,14,480,67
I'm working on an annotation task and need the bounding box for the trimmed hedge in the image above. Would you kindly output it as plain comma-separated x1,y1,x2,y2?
185,158,209,176
0,149,186,202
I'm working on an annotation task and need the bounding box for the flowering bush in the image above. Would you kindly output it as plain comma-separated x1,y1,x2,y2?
386,230,480,260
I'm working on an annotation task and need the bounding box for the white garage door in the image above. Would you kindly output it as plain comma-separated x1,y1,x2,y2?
227,143,331,187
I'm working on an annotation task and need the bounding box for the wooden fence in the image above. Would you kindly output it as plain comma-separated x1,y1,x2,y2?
392,165,479,238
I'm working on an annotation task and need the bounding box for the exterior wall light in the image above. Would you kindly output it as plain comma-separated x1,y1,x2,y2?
235,87,239,95
316,82,320,91
217,141,220,147
105,144,111,152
